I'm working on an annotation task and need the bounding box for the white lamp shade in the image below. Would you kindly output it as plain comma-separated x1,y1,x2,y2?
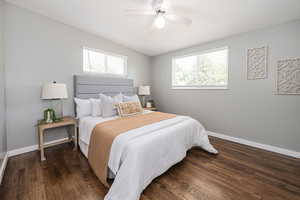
41,83,68,99
138,86,150,95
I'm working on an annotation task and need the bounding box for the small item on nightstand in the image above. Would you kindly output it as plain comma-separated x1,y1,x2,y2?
44,108,56,123
146,102,152,108
146,99,155,108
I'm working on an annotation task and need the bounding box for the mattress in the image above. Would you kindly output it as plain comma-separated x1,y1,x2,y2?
78,111,217,200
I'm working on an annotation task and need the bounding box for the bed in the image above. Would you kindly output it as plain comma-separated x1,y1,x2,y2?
74,75,218,200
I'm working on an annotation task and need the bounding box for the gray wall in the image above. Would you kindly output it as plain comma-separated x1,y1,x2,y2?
3,3,300,153
4,4,151,151
151,20,300,152
0,0,7,162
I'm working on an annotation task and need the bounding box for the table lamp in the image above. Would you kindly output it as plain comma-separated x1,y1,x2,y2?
41,81,68,121
138,85,150,107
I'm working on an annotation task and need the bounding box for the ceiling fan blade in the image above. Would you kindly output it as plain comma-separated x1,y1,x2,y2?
124,9,156,16
165,14,192,25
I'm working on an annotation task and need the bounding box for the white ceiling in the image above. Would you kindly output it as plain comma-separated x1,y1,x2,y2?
6,0,300,56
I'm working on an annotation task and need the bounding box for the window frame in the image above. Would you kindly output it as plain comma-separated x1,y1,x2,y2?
82,47,128,77
171,46,229,90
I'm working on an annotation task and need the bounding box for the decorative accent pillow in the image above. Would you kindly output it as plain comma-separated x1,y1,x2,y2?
74,98,92,118
122,94,141,104
90,98,102,117
99,93,123,117
116,101,143,117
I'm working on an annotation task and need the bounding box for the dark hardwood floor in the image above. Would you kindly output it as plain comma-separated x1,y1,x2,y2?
1,136,300,200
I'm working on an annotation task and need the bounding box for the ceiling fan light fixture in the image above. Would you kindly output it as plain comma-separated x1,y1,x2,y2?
154,15,165,29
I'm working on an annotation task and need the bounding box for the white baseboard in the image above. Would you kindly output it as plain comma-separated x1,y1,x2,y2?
208,131,300,159
7,133,300,160
8,137,69,157
0,153,8,184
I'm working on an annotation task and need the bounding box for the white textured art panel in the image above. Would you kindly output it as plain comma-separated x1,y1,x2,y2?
277,58,300,95
247,46,268,80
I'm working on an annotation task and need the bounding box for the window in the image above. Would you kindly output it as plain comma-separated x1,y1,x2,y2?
172,47,228,89
83,47,127,76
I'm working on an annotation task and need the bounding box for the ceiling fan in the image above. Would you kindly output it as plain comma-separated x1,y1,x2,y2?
125,0,192,29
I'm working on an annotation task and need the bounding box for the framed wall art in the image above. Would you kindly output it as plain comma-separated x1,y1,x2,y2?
247,46,268,80
277,58,300,95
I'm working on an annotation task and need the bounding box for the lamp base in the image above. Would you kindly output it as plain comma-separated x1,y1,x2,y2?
51,99,64,120
142,95,146,108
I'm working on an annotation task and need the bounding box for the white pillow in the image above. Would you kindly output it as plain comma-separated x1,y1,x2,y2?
90,98,102,117
122,94,141,104
99,93,123,117
74,98,92,118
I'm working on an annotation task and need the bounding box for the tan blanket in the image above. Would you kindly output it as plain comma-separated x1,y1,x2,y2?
88,111,176,187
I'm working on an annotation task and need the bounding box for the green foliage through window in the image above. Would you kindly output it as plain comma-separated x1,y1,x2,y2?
173,48,228,88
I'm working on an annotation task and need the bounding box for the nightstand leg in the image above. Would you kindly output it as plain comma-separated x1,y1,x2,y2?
38,132,41,149
73,125,78,151
67,126,72,140
39,128,46,161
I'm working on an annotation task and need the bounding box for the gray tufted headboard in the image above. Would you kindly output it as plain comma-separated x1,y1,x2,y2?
74,75,134,99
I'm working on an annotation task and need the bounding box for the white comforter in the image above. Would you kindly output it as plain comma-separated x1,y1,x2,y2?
79,112,218,200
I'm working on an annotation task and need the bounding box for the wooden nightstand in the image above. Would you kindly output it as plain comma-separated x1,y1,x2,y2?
143,107,158,111
37,116,78,161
